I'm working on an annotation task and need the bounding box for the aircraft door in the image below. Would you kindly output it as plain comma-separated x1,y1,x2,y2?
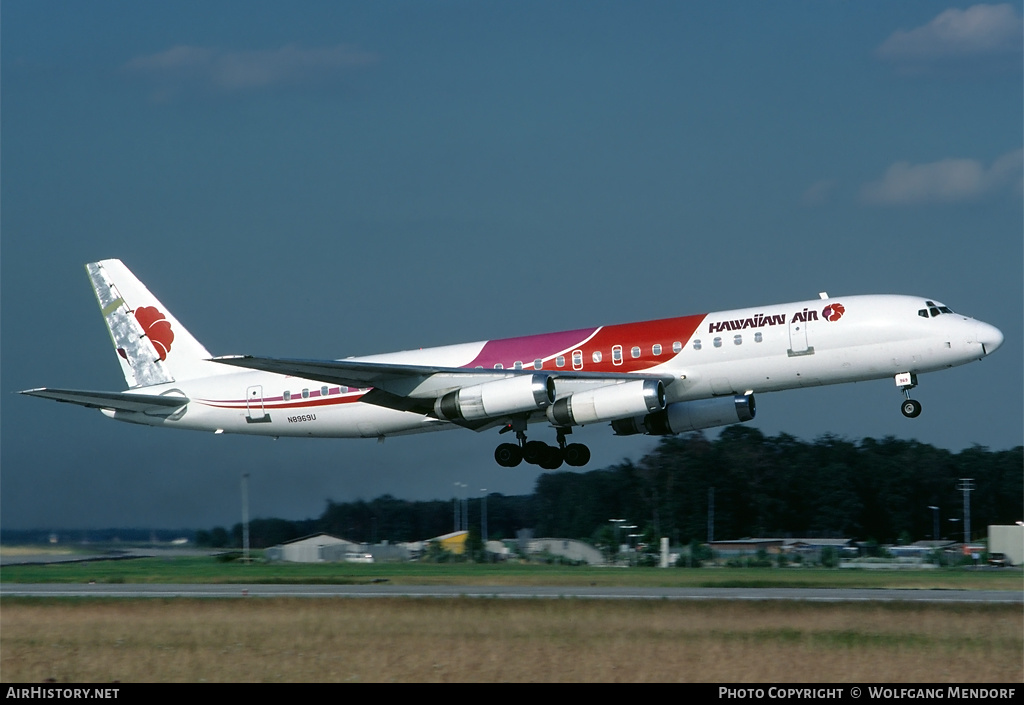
788,319,813,357
246,385,268,423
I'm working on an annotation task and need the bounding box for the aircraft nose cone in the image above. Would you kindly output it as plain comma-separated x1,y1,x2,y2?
976,322,1004,356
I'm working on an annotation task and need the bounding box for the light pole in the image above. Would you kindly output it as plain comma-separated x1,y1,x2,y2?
480,489,488,545
928,506,939,541
957,478,974,544
610,519,625,564
241,473,250,564
707,487,715,543
622,525,637,566
453,482,461,533
454,482,468,532
948,518,960,543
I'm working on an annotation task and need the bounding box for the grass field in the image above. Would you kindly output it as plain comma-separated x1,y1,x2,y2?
1,598,1020,683
3,554,1023,591
2,552,1021,683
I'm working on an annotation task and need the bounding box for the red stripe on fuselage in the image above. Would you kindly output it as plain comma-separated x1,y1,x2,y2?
197,394,365,410
567,314,706,373
462,313,706,373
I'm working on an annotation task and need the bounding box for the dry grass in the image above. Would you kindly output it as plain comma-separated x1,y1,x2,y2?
1,598,1020,683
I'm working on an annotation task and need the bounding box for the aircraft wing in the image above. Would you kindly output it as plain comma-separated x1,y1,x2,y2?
211,356,490,395
19,388,189,414
211,355,675,404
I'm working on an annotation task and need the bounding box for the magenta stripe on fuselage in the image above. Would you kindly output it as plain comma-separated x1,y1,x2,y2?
464,327,598,369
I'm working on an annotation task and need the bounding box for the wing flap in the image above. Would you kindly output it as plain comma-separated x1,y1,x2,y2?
20,388,189,414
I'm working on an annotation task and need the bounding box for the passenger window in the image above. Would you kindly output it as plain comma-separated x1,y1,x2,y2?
534,359,543,370
754,332,763,343
283,391,291,401
494,363,503,370
556,356,565,368
693,339,702,350
302,388,309,399
713,338,722,348
734,335,742,345
612,346,623,365
672,341,682,353
514,361,523,370
652,344,662,356
592,350,603,363
321,386,329,396
631,346,641,358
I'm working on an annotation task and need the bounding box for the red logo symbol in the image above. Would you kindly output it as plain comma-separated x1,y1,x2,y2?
135,306,174,360
822,303,845,322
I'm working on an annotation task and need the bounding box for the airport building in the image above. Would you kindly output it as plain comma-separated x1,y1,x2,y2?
264,533,361,563
988,525,1023,566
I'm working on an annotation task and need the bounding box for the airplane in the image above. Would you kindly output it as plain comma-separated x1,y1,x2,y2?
22,259,1004,470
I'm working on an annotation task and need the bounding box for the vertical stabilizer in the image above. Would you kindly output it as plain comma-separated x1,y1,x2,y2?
87,259,213,387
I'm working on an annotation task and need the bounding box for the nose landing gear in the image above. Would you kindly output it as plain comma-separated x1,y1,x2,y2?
901,398,922,418
895,372,922,418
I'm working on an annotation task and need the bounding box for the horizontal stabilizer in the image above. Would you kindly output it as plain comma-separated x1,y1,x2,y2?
20,388,189,414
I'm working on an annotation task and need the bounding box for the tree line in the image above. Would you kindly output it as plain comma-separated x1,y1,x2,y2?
198,428,1022,549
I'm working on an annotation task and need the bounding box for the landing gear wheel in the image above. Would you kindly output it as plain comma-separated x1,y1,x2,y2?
494,443,523,467
538,445,564,470
523,441,548,465
563,443,591,467
901,399,922,418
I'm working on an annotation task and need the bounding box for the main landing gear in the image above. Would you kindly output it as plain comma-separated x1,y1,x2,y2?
494,423,591,469
895,372,922,419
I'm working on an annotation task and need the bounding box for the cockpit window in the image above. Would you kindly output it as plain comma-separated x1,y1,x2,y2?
919,302,955,318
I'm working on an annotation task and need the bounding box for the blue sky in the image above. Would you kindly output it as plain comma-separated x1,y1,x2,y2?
3,2,1021,530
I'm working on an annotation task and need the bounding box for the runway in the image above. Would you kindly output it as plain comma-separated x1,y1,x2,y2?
2,583,1020,602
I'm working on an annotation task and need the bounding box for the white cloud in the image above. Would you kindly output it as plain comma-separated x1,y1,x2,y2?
124,44,377,97
861,149,1023,205
125,45,217,73
800,179,837,207
876,4,1022,72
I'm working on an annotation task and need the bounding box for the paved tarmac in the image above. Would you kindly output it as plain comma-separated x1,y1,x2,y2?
2,583,1020,602
0,548,217,566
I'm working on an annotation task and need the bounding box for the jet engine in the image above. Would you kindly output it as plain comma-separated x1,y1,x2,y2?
546,379,665,427
611,394,756,436
434,374,555,421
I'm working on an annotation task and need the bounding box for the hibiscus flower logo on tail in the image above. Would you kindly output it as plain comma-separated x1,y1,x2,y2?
822,303,846,322
135,306,175,360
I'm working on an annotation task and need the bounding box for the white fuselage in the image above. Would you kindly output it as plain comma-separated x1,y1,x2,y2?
102,294,1002,439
